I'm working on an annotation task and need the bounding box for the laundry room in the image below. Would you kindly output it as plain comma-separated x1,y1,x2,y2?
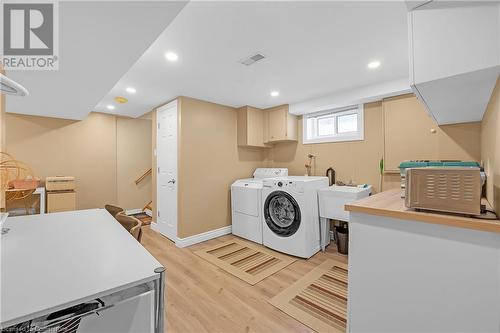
2,1,500,333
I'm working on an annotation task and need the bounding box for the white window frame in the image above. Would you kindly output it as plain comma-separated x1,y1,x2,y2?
302,104,364,144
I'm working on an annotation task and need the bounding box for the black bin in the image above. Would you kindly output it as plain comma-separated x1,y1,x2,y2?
335,224,349,255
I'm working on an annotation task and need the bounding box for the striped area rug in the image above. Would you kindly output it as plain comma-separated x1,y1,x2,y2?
194,239,296,285
269,259,348,333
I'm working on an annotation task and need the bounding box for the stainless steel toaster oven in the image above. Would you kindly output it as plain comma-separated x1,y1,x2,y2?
405,167,482,215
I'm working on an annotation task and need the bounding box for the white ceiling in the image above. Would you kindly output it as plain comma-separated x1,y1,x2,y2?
6,1,188,120
6,1,410,120
97,1,410,118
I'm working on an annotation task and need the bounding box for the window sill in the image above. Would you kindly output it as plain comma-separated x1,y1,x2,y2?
303,134,364,145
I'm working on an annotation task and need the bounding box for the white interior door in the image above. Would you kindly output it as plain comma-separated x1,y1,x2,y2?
156,100,178,242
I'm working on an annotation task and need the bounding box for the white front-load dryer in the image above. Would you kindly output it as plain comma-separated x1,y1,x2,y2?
231,168,288,244
262,176,328,258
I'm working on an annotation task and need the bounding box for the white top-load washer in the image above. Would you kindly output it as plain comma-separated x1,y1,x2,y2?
231,168,288,244
262,176,329,258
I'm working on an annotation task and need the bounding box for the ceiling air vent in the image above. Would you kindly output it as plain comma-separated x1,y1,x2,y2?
239,53,266,66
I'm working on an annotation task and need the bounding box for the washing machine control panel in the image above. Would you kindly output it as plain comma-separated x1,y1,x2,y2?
253,168,288,179
263,179,304,193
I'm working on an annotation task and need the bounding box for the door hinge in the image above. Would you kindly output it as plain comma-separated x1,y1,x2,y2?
158,123,160,130
157,167,160,173
158,210,160,217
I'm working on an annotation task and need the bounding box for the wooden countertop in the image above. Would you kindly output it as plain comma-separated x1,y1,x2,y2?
345,189,500,234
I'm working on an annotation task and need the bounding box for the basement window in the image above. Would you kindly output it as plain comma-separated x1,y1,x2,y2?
303,105,364,144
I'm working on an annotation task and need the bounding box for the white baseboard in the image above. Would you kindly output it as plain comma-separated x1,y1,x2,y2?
149,224,231,248
175,225,232,248
150,222,158,232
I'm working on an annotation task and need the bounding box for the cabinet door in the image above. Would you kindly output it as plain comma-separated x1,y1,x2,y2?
236,106,248,146
237,106,269,148
247,107,266,147
383,95,438,172
268,107,287,141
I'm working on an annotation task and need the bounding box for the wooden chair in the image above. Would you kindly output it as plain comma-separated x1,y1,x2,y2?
115,212,143,243
104,204,124,219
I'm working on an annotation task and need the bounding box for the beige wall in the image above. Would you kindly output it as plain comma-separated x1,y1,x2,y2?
269,96,482,194
5,112,151,210
481,77,500,213
269,102,392,193
176,97,268,238
117,116,152,210
383,95,481,172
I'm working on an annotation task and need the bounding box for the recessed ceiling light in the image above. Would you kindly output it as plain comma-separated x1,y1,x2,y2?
270,91,280,97
106,105,115,110
126,87,136,94
367,60,381,69
165,51,178,62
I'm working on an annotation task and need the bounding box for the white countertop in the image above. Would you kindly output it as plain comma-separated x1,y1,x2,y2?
0,213,8,226
0,209,162,328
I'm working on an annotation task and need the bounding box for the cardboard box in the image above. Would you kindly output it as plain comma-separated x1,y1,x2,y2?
45,176,76,191
47,192,76,213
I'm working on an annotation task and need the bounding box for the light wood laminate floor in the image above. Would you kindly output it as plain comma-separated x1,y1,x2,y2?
141,226,348,333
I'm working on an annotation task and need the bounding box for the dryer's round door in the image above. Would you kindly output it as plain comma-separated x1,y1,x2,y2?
264,191,301,237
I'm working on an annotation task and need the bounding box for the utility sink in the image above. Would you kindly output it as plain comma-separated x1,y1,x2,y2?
318,185,372,222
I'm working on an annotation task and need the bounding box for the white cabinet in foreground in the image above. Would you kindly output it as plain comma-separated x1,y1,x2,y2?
348,212,500,332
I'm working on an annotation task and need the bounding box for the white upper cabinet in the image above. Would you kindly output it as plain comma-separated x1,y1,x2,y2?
408,3,500,124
